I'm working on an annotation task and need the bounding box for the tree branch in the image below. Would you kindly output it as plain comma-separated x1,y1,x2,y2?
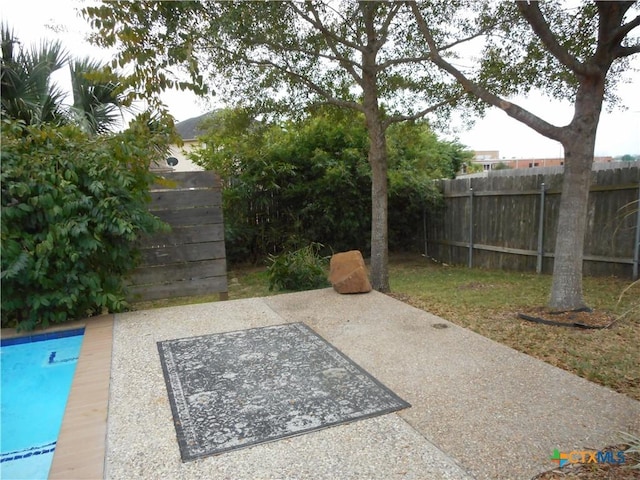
439,25,498,52
409,1,563,142
516,1,592,76
382,92,466,128
294,2,363,84
255,57,363,112
281,44,361,72
378,55,433,71
290,2,362,52
610,13,640,45
594,2,639,67
615,44,640,58
375,2,404,48
208,40,362,112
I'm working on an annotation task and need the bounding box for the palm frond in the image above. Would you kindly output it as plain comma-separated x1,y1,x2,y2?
1,28,69,125
70,57,125,134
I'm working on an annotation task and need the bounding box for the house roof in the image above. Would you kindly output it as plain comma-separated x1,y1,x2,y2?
174,111,216,140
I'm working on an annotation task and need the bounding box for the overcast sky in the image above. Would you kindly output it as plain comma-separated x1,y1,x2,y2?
2,0,639,159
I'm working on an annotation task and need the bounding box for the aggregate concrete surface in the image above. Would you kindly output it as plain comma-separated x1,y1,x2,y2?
106,289,640,480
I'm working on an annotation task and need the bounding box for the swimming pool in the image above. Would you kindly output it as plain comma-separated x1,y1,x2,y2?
0,328,84,480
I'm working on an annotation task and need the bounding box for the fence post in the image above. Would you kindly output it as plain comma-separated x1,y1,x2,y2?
536,182,546,274
422,205,428,258
468,187,474,268
633,182,640,281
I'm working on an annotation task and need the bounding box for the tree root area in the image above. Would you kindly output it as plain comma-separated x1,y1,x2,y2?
517,307,616,329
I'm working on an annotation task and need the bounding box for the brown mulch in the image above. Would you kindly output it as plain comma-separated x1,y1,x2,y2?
532,445,639,479
517,307,616,329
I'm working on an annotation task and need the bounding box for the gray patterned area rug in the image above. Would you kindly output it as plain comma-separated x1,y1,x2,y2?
157,322,410,461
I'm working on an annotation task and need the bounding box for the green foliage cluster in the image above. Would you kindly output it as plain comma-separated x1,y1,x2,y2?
191,107,470,264
266,243,330,292
386,121,470,250
1,119,168,331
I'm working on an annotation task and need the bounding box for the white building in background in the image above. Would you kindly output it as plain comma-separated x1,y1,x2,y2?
159,113,212,172
469,150,614,171
471,150,501,171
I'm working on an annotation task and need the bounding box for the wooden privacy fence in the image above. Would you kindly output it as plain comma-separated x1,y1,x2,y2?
127,171,228,302
426,165,640,279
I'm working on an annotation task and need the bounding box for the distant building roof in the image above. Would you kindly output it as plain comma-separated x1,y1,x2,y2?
473,150,500,161
174,111,216,140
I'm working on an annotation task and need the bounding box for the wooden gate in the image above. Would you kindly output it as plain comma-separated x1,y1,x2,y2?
127,171,228,302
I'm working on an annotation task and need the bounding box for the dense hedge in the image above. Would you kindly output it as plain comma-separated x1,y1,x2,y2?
192,108,467,264
1,120,167,331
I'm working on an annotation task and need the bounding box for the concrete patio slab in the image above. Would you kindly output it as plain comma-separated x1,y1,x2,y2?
106,289,640,480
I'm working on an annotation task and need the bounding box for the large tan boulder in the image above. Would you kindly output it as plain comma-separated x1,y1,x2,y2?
329,250,372,294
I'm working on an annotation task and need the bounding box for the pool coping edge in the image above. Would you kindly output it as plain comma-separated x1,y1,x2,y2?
48,315,114,480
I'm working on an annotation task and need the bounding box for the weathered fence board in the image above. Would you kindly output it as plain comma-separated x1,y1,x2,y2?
127,171,228,302
152,207,224,227
147,224,224,247
427,165,640,278
150,171,217,190
149,189,222,210
139,241,226,264
131,259,227,287
127,276,228,302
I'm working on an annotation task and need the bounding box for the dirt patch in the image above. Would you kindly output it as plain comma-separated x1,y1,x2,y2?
386,292,412,302
457,281,494,291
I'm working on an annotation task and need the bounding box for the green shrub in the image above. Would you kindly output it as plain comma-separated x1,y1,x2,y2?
1,119,168,331
266,243,330,292
192,107,465,264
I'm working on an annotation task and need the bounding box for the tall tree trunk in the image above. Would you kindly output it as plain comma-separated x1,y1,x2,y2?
366,116,390,292
360,2,390,292
550,141,592,310
550,77,603,310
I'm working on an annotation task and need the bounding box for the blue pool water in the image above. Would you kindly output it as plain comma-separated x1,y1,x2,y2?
0,329,84,480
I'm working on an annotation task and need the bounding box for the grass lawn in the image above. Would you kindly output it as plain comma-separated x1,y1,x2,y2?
386,253,640,403
133,253,640,402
